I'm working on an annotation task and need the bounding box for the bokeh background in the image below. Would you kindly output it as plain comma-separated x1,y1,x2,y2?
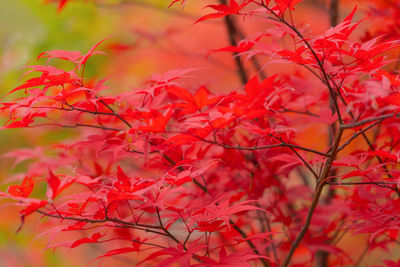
0,0,399,266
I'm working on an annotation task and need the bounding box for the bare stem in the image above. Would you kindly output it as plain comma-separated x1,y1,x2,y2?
200,138,329,157
280,128,343,267
337,119,384,152
163,154,268,266
340,113,398,129
220,13,248,83
259,2,343,124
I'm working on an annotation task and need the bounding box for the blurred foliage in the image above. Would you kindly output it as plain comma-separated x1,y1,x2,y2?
0,0,110,178
0,1,117,266
0,1,189,265
1,0,397,266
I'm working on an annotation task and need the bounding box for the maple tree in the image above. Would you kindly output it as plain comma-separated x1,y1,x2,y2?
1,0,400,266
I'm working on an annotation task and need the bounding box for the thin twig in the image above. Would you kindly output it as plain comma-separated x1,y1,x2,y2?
202,138,329,157
259,3,343,124
220,13,248,83
327,181,397,186
280,128,344,267
36,210,167,236
97,100,132,128
163,154,268,266
337,119,384,152
340,113,398,129
271,135,319,179
155,207,182,245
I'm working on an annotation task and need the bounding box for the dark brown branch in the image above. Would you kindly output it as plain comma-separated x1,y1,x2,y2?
271,135,319,179
224,7,267,80
337,119,384,152
60,123,123,131
327,181,397,186
77,77,132,129
281,128,344,267
97,100,132,128
132,238,166,249
354,243,370,267
123,147,159,155
337,95,400,197
217,0,250,84
155,207,182,245
300,64,324,81
219,12,267,81
201,138,329,157
317,1,340,263
229,219,269,267
259,3,343,124
64,102,119,116
163,153,268,266
288,145,319,179
279,107,318,117
265,216,279,263
222,16,248,84
329,0,340,26
36,210,166,236
340,113,398,129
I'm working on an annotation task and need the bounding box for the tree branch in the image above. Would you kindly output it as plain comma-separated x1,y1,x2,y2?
36,209,166,236
163,153,268,267
259,2,343,124
280,128,344,267
201,138,329,157
221,14,248,84
337,119,384,152
340,113,398,129
327,181,397,186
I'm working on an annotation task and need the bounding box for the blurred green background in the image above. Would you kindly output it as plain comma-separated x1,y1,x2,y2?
0,1,145,266
0,1,219,265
